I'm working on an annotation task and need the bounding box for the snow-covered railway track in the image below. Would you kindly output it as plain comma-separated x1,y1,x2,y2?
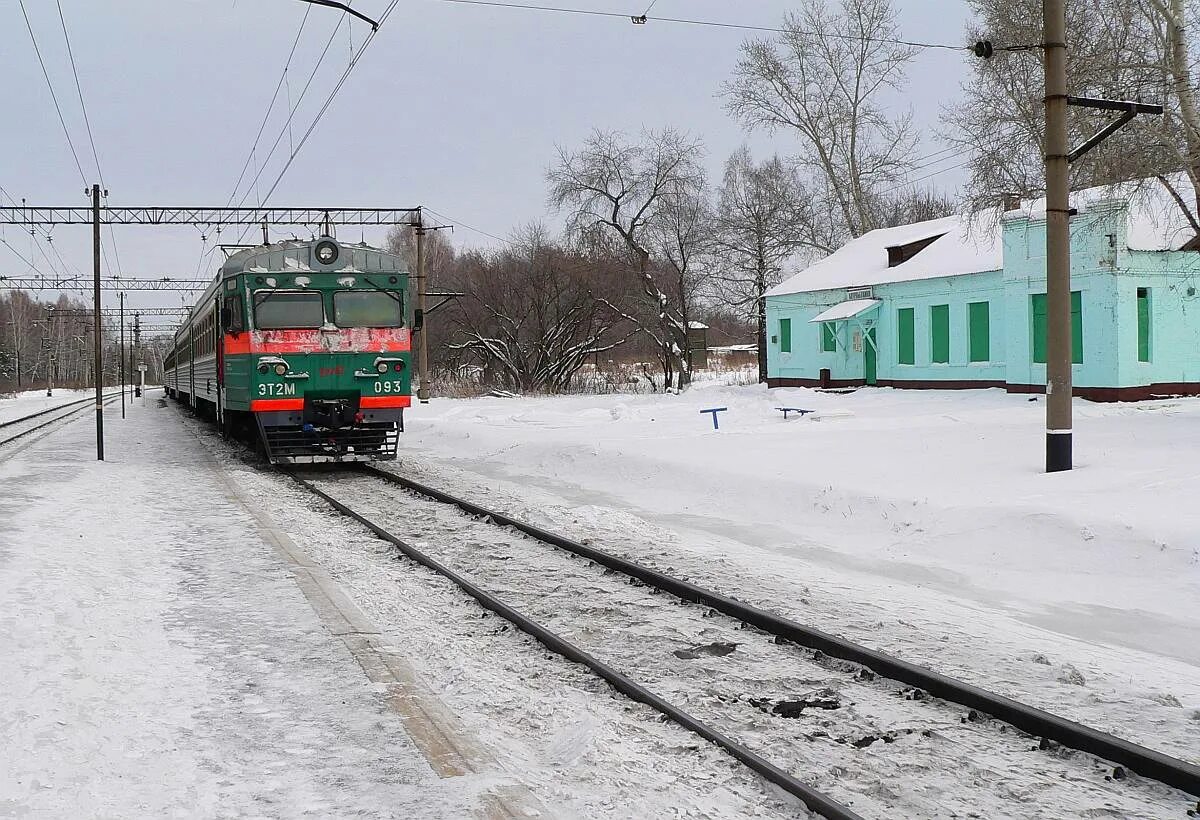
0,393,120,450
287,465,1200,819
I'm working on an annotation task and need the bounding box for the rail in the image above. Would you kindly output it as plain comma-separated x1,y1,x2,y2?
0,392,123,446
286,469,865,820
358,464,1200,800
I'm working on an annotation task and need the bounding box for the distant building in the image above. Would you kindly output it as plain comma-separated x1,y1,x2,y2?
765,179,1200,400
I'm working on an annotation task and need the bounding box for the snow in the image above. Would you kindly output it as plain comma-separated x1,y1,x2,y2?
6,385,1198,817
0,389,95,425
1012,171,1197,251
769,174,1200,299
0,401,479,818
808,299,881,323
767,213,1001,297
398,384,1200,771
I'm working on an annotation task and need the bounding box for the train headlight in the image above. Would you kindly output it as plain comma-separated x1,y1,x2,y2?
314,239,339,265
257,363,269,374
376,362,389,373
274,363,288,376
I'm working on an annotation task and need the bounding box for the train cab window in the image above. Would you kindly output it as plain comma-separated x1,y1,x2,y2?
222,294,245,333
254,291,324,329
332,290,403,328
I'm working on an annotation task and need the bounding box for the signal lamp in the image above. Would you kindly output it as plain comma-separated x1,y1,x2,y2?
257,363,269,374
393,362,404,372
314,239,339,265
376,362,389,373
274,363,288,376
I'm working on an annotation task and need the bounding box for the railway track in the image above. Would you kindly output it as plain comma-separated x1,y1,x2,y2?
0,393,122,449
284,464,1199,819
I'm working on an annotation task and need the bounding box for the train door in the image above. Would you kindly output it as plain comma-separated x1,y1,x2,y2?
215,297,224,427
188,322,196,406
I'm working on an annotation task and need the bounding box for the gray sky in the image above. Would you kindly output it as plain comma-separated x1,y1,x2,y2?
1,0,972,314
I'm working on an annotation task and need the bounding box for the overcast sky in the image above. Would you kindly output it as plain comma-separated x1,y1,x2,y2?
1,0,973,314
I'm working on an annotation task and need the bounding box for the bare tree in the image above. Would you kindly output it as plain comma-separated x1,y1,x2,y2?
945,0,1200,229
446,226,633,393
384,223,459,374
547,128,707,389
710,147,817,382
724,0,919,245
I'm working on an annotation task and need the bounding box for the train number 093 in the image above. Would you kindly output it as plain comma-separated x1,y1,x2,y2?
373,380,404,393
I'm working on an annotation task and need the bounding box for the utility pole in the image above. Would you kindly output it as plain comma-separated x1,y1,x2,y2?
91,184,104,461
1043,0,1071,472
119,291,126,420
414,209,429,403
46,306,55,397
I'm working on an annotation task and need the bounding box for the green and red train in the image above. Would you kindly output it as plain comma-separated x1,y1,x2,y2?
164,236,411,462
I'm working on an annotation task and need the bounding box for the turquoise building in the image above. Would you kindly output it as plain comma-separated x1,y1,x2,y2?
765,181,1200,400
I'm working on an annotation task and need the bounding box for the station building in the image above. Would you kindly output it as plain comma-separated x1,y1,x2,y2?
764,179,1200,400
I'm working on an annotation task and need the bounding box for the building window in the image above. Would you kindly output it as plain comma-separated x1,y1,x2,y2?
897,307,915,365
779,318,792,353
968,301,990,363
821,321,837,353
1031,291,1083,364
930,304,950,363
1137,287,1151,362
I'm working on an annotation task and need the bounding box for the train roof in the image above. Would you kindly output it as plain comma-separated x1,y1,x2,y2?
218,237,407,278
171,237,409,338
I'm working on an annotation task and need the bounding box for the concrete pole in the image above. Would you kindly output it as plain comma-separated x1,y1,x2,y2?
119,290,126,420
92,184,104,461
1043,0,1072,472
415,211,430,404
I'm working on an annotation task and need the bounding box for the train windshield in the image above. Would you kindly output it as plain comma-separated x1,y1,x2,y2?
332,290,403,328
254,291,325,329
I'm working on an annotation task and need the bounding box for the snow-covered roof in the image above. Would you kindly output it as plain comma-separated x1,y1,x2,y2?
767,213,1001,297
809,298,880,323
1007,172,1197,251
768,175,1200,299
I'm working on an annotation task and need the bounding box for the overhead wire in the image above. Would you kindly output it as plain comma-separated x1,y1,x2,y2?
234,0,402,244
428,0,1032,52
195,6,319,277
17,0,87,185
52,0,125,286
226,6,313,206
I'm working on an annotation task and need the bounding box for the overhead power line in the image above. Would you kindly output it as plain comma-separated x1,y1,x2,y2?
234,0,402,243
18,0,87,184
227,6,313,207
54,0,126,280
429,0,1018,52
232,14,350,210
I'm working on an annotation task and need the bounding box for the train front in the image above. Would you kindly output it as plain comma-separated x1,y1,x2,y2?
222,236,411,463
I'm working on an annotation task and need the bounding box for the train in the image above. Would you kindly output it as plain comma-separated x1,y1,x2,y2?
164,235,412,463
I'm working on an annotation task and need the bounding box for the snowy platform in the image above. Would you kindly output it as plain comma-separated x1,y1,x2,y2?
0,395,512,818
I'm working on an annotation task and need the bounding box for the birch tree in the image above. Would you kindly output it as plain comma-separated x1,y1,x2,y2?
945,0,1200,229
547,128,707,389
711,147,815,382
723,0,919,245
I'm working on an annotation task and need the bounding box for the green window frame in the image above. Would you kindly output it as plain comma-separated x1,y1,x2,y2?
1031,291,1083,364
897,307,915,365
968,301,990,363
1137,287,1151,362
821,321,837,353
779,317,792,353
930,304,950,364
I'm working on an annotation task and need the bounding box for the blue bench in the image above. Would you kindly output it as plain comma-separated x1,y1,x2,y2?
775,407,815,420
700,407,728,430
